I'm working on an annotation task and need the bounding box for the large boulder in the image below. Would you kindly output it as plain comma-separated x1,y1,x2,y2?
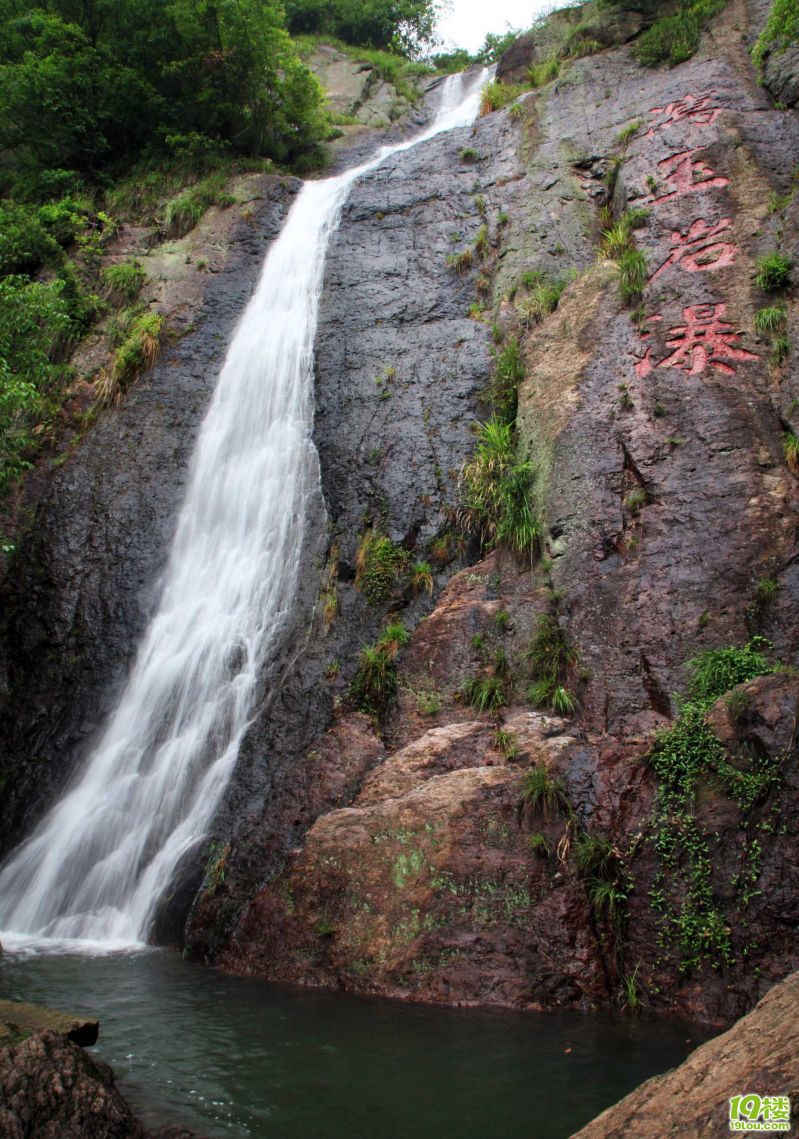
0,1030,143,1139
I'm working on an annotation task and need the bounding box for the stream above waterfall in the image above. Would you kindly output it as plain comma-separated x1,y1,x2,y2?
0,947,715,1138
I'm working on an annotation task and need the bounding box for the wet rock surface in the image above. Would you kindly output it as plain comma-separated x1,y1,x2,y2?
0,1030,144,1139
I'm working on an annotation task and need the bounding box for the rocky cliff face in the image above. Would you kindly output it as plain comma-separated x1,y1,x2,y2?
2,0,799,1029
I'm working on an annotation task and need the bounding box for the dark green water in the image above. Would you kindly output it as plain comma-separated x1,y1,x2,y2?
0,948,713,1137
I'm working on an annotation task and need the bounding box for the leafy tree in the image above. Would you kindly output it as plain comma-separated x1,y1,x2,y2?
285,0,439,54
0,276,71,492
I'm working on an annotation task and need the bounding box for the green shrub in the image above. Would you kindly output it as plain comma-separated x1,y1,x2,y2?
0,202,61,275
355,530,411,605
754,251,792,291
0,276,71,493
685,637,773,703
102,259,147,306
634,0,727,68
36,197,92,245
753,0,799,70
480,80,525,115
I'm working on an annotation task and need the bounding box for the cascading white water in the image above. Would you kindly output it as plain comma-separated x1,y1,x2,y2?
0,68,489,951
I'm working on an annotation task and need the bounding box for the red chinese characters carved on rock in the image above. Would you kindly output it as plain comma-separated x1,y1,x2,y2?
651,217,738,280
635,304,758,377
644,92,723,139
650,149,729,203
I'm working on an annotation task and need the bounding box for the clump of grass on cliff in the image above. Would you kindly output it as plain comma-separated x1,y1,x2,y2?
350,622,410,718
600,209,649,306
97,309,163,405
458,417,541,562
633,0,728,68
101,259,147,306
753,0,799,71
527,614,579,714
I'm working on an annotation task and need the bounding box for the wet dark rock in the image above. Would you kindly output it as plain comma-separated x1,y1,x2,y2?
0,1030,143,1139
763,43,799,108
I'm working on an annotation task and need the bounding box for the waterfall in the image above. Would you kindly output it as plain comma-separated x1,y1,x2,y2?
0,68,489,951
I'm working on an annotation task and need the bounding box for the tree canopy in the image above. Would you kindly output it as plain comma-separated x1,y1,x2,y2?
0,0,327,198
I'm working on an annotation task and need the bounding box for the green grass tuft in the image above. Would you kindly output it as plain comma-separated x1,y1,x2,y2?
101,259,147,306
754,251,792,292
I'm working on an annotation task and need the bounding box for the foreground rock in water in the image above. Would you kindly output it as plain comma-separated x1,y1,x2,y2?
0,1030,144,1139
0,999,98,1047
574,969,799,1137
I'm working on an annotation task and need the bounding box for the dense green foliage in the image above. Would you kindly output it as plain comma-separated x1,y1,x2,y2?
0,0,334,507
648,640,780,972
753,0,799,70
633,0,727,68
0,0,327,199
0,275,70,492
286,0,437,54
